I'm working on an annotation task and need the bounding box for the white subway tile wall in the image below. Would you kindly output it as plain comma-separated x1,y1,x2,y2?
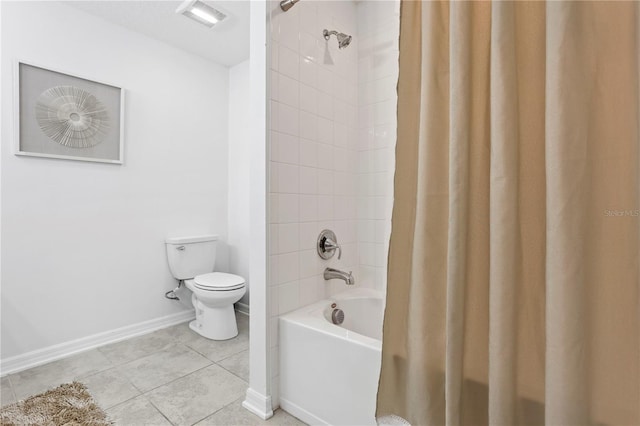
356,0,399,293
268,0,399,407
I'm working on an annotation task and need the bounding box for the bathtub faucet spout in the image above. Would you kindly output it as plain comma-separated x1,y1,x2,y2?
324,267,355,285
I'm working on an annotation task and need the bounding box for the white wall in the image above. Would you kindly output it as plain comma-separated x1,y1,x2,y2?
1,1,230,361
228,60,252,306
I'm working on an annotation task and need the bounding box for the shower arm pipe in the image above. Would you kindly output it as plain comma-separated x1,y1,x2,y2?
279,0,300,12
323,29,339,40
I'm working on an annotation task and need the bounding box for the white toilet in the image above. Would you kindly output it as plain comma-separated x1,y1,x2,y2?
165,235,246,340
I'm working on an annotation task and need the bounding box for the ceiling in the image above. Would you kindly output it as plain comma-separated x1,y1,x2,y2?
66,1,250,67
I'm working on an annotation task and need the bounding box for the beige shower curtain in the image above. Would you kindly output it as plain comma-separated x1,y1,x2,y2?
377,1,640,425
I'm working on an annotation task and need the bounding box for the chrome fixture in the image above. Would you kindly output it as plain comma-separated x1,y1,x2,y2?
324,267,355,285
318,229,341,260
323,29,352,49
331,308,345,325
280,0,300,12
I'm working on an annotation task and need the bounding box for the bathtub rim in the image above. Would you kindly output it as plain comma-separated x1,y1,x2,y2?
279,287,384,351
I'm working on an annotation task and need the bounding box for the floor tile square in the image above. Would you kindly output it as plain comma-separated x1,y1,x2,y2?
98,330,176,365
10,349,113,400
146,364,247,426
218,349,250,382
152,321,202,346
117,344,211,392
83,367,141,410
186,330,249,363
106,395,172,425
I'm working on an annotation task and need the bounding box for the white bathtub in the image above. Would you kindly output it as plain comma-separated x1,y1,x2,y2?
279,288,384,425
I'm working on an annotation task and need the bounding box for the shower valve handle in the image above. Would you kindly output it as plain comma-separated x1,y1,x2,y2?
317,229,342,260
323,238,342,260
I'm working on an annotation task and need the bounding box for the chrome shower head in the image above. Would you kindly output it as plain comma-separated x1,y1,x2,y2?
323,29,352,49
336,33,352,49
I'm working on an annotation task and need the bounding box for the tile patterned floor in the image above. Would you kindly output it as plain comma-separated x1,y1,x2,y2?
1,314,305,426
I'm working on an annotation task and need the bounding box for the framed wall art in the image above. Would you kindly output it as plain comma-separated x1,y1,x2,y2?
14,61,124,164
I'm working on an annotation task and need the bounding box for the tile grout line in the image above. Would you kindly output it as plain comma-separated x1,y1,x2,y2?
101,343,214,399
96,339,180,369
142,361,248,426
188,395,247,426
144,393,178,426
139,360,214,395
215,347,250,363
107,342,214,391
215,351,250,384
183,339,249,364
215,363,249,385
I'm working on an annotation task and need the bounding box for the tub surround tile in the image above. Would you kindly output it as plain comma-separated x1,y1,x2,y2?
278,281,301,315
278,74,300,109
146,364,247,426
278,45,300,80
278,163,300,194
106,395,172,426
277,252,300,284
218,350,250,382
9,349,113,400
278,223,300,254
82,368,141,410
196,398,307,426
117,344,211,392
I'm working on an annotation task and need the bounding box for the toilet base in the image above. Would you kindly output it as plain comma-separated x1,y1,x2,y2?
189,303,239,340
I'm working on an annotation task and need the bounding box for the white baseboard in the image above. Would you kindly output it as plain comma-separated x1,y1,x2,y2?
235,302,250,315
243,387,274,420
0,309,195,376
280,398,328,425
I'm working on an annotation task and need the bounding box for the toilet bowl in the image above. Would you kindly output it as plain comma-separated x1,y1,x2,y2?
165,235,246,341
185,272,246,340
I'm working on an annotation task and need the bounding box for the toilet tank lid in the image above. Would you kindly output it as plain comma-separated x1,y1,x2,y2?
165,235,219,244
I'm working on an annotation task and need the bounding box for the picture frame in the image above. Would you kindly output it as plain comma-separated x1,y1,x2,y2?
14,61,125,164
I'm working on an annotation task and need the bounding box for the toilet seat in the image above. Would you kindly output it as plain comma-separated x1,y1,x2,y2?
193,272,245,291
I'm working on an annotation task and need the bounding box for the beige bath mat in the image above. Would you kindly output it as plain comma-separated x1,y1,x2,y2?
0,381,111,425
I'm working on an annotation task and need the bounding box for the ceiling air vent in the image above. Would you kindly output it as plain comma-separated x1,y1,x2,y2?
176,0,227,29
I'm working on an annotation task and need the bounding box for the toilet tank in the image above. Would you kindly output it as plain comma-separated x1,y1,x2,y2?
165,235,218,280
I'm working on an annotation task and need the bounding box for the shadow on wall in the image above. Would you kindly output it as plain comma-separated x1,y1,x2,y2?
0,301,43,361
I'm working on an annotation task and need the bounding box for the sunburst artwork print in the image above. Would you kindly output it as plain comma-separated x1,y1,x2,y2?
35,85,110,149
